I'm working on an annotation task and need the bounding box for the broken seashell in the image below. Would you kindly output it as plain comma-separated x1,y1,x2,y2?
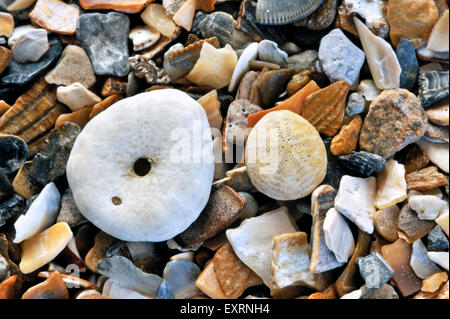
416,139,449,173
410,239,441,279
129,55,170,85
19,222,73,274
172,0,197,31
197,90,223,131
323,208,355,263
398,203,435,242
0,12,14,38
409,194,447,221
56,83,101,112
22,271,68,299
226,207,298,287
157,260,201,299
375,159,407,210
245,110,327,200
228,42,258,92
80,0,154,14
186,42,238,90
354,17,401,89
335,175,377,234
97,256,162,298
427,252,449,271
29,0,80,35
255,0,325,25
418,70,449,108
141,3,180,38
129,25,161,51
427,10,449,52
11,28,49,64
13,182,61,244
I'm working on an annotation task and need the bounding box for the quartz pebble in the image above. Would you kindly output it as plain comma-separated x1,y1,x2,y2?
29,0,79,35
375,159,407,210
435,211,449,237
410,239,441,279
357,79,380,106
323,208,355,263
335,175,377,234
422,272,448,293
56,83,101,112
226,207,298,287
356,251,394,289
141,3,179,38
427,252,449,271
172,0,197,32
11,28,49,64
318,28,365,86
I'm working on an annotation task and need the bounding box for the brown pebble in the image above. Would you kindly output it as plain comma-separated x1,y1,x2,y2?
286,70,311,97
330,115,363,156
308,283,337,299
406,166,448,191
89,94,123,119
22,271,68,299
0,275,23,299
398,204,435,243
404,144,430,173
84,231,118,273
101,77,128,97
414,281,449,299
236,71,259,101
55,106,93,129
0,100,10,117
12,161,41,199
422,272,448,293
373,206,400,242
0,47,12,75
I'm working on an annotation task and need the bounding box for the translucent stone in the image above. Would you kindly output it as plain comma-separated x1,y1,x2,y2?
323,208,355,263
375,159,407,210
141,3,179,37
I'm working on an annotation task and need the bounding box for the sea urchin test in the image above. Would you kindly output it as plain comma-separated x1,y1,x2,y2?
66,89,215,242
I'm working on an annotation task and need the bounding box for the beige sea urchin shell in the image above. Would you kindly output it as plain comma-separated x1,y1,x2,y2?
245,110,327,201
66,89,215,242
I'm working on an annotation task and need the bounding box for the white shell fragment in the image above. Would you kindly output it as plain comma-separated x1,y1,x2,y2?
56,83,101,112
427,252,449,271
410,239,441,279
13,182,61,244
335,175,377,234
228,42,258,92
375,159,407,210
323,208,355,263
67,89,215,242
11,28,49,63
408,194,447,221
102,279,151,299
427,10,449,53
129,25,161,51
354,17,401,89
416,139,449,173
226,207,297,287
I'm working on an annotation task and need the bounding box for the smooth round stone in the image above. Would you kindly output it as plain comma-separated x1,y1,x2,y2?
67,89,215,242
245,110,327,200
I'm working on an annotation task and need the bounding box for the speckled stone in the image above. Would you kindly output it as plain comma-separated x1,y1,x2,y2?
427,225,449,252
77,12,130,77
346,92,366,116
356,251,395,289
338,151,387,178
396,38,419,91
359,89,427,158
318,28,365,86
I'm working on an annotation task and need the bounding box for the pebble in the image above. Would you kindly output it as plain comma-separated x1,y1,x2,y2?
427,9,449,52
396,38,419,90
416,139,449,173
418,70,449,108
175,186,245,249
11,161,40,199
0,12,14,38
77,12,130,77
0,194,26,228
287,50,318,73
335,175,377,234
245,110,327,201
338,151,386,178
197,90,223,130
195,11,235,47
45,45,96,88
157,260,201,299
375,159,407,210
11,28,49,64
56,83,101,112
359,89,427,158
354,17,401,89
427,225,449,251
228,43,259,92
186,43,238,90
345,92,366,116
310,185,344,273
22,271,69,299
286,71,310,97
373,206,400,242
409,194,447,221
55,105,93,130
141,3,179,38
398,203,435,242
0,47,12,75
19,222,73,274
323,208,355,263
357,79,380,106
56,188,86,229
410,239,441,279
387,0,439,48
427,252,449,271
302,81,350,137
66,90,214,242
424,122,449,144
0,255,9,282
13,182,61,244
84,231,117,273
422,272,448,293
1,35,62,86
318,28,365,86
295,0,338,30
0,134,29,174
79,0,153,13
172,0,197,32
257,40,288,68
0,275,22,299
29,0,79,35
356,251,394,289
426,100,449,126
330,115,363,156
225,207,298,287
225,99,262,148
435,211,449,237
406,166,448,192
129,25,161,52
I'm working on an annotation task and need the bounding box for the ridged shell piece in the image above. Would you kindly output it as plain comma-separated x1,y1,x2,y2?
418,71,449,108
256,0,325,25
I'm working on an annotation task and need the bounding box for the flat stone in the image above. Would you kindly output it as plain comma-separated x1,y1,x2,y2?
398,203,435,243
56,188,87,228
330,115,363,156
409,194,447,220
318,28,365,86
310,185,344,273
175,186,245,249
427,252,449,270
0,134,29,174
417,139,449,173
338,151,387,178
22,271,68,299
346,92,366,116
427,225,449,251
56,83,101,112
45,45,96,88
335,175,377,234
295,0,338,30
359,89,427,158
418,70,449,108
373,206,400,242
257,40,288,68
422,272,448,293
406,166,448,191
410,239,441,279
1,35,62,85
77,12,130,77
11,28,49,63
375,159,407,210
226,207,298,287
80,0,153,13
356,251,394,289
323,208,355,263
396,38,419,90
426,100,449,126
29,0,79,35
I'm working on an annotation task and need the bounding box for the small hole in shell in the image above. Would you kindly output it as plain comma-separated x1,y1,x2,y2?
133,158,152,176
112,197,122,205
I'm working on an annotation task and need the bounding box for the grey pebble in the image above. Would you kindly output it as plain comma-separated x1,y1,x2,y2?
356,251,395,289
346,92,366,116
